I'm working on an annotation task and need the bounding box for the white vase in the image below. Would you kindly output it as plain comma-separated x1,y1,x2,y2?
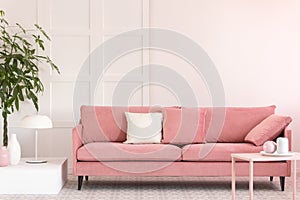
8,134,21,165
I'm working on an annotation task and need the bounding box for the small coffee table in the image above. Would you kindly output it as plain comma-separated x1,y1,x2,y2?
231,152,300,200
0,157,67,194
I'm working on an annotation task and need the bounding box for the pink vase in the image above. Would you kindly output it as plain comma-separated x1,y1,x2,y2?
0,146,10,167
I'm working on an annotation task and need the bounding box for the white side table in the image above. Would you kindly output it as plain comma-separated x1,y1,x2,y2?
231,153,300,200
0,157,67,194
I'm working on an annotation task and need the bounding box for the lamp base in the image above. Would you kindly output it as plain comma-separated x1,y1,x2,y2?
26,160,47,164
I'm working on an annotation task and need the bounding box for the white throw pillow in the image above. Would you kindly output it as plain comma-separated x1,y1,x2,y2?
124,112,163,144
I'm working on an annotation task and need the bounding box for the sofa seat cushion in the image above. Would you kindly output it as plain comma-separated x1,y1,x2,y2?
182,143,263,161
77,142,182,161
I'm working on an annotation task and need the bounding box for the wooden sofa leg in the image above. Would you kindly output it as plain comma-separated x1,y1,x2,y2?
78,176,83,190
85,176,89,181
270,176,273,181
279,176,285,191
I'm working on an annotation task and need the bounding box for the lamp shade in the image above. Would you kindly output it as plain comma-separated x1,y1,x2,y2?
20,115,53,129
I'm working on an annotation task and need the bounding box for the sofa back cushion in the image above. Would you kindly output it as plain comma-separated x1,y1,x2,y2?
162,107,207,144
80,106,163,144
205,105,276,143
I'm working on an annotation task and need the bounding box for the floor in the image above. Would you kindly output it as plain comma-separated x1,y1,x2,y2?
0,175,298,200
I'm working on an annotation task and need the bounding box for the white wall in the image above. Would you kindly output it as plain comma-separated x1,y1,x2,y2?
0,0,149,172
1,0,300,172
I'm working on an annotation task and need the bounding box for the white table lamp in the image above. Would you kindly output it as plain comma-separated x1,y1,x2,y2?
21,115,53,164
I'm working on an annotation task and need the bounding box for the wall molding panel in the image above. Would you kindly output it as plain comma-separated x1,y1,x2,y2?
0,0,149,172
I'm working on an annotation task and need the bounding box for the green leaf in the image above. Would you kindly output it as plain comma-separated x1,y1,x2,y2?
0,10,5,17
34,24,50,41
18,89,24,101
25,89,31,99
28,90,39,111
0,11,8,25
38,40,44,50
12,59,18,68
25,79,33,89
46,56,60,74
51,62,60,74
16,23,26,34
14,97,19,110
6,97,14,108
13,85,19,98
35,55,47,60
29,91,38,101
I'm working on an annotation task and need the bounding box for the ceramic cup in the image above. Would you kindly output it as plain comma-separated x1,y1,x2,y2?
276,137,289,154
263,141,277,153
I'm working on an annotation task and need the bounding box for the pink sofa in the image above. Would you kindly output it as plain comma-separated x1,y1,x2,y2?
72,105,292,190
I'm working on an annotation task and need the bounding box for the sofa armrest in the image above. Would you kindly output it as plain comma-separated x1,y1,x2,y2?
284,128,292,151
284,128,292,176
72,124,83,175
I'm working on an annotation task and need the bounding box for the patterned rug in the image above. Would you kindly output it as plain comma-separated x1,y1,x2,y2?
0,175,298,200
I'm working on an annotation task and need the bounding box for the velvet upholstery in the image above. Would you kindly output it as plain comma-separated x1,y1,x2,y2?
77,142,182,161
182,143,263,161
205,105,276,143
75,161,289,177
162,107,206,144
80,106,164,144
73,105,292,186
244,114,292,146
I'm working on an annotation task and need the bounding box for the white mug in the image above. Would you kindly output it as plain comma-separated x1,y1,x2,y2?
276,137,289,154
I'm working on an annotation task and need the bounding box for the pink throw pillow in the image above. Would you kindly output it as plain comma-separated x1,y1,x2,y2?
244,114,292,146
162,107,207,144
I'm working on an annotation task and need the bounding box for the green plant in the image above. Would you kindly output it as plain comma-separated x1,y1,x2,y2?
0,10,60,146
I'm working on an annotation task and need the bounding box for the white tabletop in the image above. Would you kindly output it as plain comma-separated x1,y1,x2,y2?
0,157,68,194
231,152,300,162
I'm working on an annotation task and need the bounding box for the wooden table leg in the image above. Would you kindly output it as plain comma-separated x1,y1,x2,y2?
232,157,236,200
249,161,254,200
293,160,296,200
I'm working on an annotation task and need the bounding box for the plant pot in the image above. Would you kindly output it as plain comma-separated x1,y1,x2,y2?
0,146,10,167
8,133,21,165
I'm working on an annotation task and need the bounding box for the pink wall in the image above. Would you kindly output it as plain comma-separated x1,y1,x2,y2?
149,1,300,160
1,0,299,171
